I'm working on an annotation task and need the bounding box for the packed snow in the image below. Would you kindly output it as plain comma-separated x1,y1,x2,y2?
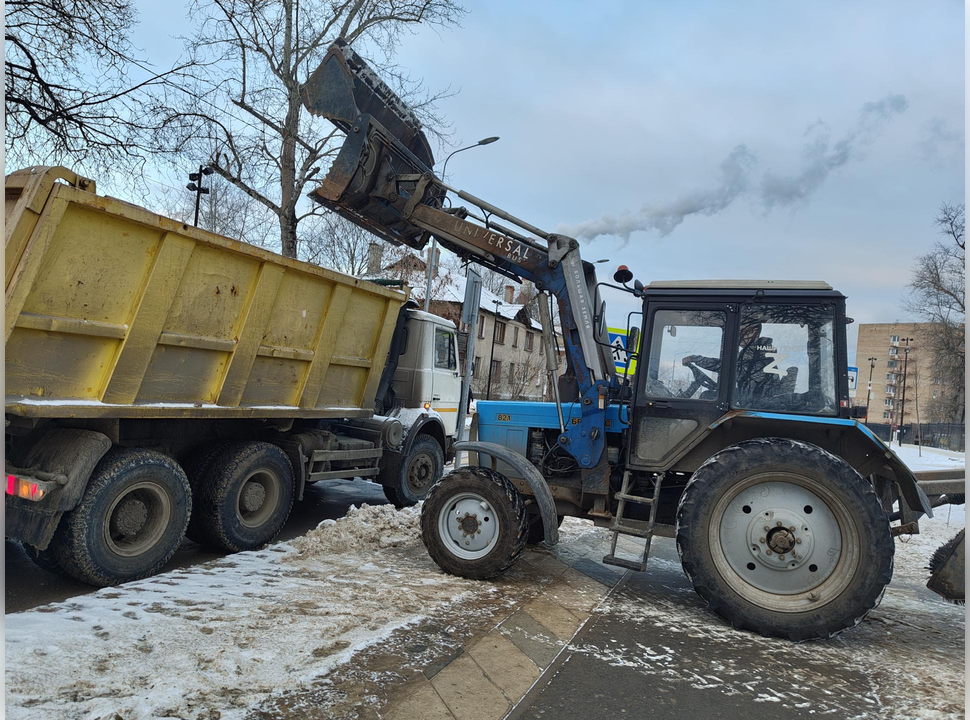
890,443,965,472
4,504,488,720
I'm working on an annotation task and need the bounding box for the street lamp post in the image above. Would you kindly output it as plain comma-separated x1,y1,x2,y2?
423,137,500,311
898,338,914,446
864,356,877,426
485,299,502,400
186,165,214,227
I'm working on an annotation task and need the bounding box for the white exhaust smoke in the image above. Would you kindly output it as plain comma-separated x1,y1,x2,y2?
560,94,908,244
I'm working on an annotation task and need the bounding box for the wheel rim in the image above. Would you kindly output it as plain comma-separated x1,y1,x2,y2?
709,472,861,613
406,451,436,494
235,468,283,528
104,481,172,558
437,491,500,560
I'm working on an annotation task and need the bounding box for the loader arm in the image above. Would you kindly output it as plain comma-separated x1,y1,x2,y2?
300,39,615,470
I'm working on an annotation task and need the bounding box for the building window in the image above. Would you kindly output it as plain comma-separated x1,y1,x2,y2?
512,326,520,348
474,356,482,377
525,331,535,352
883,411,891,419
539,339,544,355
890,335,900,343
886,386,895,395
508,362,516,384
887,360,897,369
495,321,507,344
886,373,895,382
933,388,939,398
889,347,898,356
884,398,894,407
491,359,501,380
477,315,486,339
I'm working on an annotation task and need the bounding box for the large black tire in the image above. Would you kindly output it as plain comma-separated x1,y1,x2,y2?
183,442,234,543
676,438,894,641
50,448,192,587
421,466,528,580
383,434,444,508
190,442,295,552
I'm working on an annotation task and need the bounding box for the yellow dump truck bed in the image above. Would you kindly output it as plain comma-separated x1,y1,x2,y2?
5,166,408,419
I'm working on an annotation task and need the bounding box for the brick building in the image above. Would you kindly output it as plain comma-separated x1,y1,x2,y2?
852,322,950,428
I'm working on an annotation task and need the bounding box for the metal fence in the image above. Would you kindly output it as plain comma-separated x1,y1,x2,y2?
866,422,965,452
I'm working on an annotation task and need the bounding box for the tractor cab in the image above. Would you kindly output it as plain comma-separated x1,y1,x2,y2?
627,280,853,472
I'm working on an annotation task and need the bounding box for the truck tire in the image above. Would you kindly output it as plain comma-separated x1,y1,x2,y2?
676,438,894,641
421,466,527,580
182,442,234,543
190,442,295,552
50,448,191,587
383,434,444,508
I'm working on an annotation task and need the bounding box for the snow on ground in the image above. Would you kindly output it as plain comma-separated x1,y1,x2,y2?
892,443,965,472
574,504,966,720
4,504,489,720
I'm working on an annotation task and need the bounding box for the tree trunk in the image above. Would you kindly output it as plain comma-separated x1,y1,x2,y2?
279,210,299,258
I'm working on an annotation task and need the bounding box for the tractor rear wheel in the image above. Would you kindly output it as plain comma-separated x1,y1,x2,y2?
421,466,527,580
676,438,893,641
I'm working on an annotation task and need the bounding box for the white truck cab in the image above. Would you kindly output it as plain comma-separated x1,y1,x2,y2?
393,309,463,437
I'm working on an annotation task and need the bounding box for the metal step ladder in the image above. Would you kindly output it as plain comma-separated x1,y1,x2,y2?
602,472,664,571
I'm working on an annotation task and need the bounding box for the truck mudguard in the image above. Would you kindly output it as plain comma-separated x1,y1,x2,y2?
6,428,112,548
454,441,559,545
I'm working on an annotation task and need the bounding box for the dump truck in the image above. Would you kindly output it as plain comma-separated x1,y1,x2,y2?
4,165,463,586
299,38,965,639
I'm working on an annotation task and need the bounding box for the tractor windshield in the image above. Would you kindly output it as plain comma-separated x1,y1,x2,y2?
733,303,837,415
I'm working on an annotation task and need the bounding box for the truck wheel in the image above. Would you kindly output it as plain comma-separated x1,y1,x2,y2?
676,438,894,641
383,434,444,508
182,442,233,543
50,449,191,587
420,466,527,580
191,442,295,552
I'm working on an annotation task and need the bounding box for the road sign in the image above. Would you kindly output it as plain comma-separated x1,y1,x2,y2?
847,365,858,398
608,327,639,376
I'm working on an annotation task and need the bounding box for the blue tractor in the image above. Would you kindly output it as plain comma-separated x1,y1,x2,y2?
302,40,959,640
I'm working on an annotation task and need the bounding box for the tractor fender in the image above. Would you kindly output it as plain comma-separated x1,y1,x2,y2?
685,412,934,518
454,440,559,546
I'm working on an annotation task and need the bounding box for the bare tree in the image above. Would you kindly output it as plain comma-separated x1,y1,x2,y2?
506,349,548,401
155,0,464,259
301,214,375,275
5,0,192,173
906,202,965,423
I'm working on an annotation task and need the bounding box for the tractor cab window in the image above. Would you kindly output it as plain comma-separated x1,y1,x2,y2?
733,304,837,415
644,310,726,400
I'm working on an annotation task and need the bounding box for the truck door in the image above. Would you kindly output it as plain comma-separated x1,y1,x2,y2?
431,324,461,435
629,304,734,471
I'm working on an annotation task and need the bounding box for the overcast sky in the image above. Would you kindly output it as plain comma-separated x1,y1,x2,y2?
131,1,965,362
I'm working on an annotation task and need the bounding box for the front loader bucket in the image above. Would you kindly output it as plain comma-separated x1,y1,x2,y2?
300,38,440,248
927,528,965,603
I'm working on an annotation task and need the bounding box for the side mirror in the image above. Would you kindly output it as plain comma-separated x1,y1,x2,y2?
627,327,640,357
633,279,645,297
613,265,633,284
850,406,868,419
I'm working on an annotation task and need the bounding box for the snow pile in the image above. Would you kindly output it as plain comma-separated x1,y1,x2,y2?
289,503,421,555
4,505,482,720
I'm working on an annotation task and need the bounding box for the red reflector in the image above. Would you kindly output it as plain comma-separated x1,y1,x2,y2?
840,400,849,408
6,474,15,496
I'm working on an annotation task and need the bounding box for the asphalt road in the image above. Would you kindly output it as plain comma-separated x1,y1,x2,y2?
5,478,389,614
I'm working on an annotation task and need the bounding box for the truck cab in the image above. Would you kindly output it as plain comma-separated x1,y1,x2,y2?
392,309,462,437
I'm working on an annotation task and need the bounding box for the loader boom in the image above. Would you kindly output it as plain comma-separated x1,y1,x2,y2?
301,39,615,470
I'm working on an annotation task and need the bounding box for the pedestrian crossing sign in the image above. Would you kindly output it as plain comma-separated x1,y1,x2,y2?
608,327,639,376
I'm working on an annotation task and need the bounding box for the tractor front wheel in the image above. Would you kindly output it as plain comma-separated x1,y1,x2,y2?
676,438,894,641
421,466,527,580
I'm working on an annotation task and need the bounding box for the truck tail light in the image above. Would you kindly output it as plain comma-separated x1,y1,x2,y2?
423,402,431,410
6,474,49,501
